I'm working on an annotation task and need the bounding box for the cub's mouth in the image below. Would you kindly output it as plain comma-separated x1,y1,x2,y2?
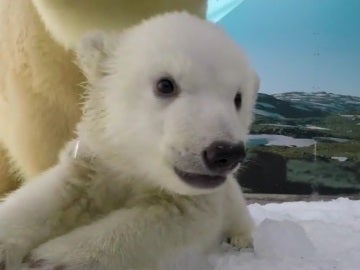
174,167,226,189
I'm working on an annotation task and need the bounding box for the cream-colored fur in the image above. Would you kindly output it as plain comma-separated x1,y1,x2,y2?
0,12,257,270
32,0,206,49
0,0,206,197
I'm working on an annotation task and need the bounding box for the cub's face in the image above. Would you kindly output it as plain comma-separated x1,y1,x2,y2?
77,13,259,195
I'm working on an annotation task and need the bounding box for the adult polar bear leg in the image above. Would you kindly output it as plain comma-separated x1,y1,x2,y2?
0,0,83,189
22,197,221,270
0,0,206,198
32,0,207,49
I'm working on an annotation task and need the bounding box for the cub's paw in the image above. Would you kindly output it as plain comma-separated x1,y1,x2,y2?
228,233,253,250
21,237,97,270
21,254,68,270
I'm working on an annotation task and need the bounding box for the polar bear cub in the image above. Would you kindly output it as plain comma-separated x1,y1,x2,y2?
0,12,259,270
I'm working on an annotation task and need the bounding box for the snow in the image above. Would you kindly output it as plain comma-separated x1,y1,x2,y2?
291,104,312,111
340,114,360,120
248,134,316,147
314,93,328,97
253,109,286,120
257,102,276,109
260,123,297,128
162,198,360,270
305,125,330,131
315,137,349,143
306,102,338,110
252,219,316,260
345,101,360,105
331,156,348,162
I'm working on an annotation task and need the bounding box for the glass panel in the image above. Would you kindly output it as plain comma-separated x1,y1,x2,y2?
209,0,360,196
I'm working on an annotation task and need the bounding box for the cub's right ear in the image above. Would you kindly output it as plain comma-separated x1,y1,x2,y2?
75,31,116,82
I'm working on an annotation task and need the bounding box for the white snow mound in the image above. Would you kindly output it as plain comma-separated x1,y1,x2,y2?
253,219,316,260
161,198,360,270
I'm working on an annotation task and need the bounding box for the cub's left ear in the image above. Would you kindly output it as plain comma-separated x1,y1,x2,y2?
75,31,117,83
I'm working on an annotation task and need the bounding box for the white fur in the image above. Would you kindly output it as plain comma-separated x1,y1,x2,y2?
31,0,206,49
0,13,258,270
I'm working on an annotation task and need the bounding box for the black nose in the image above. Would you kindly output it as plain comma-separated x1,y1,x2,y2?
202,141,246,173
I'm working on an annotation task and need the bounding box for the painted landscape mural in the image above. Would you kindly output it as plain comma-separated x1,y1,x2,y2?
207,0,360,195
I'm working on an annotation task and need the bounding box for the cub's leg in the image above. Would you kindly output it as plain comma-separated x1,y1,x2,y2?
0,158,91,269
225,177,254,248
22,196,222,270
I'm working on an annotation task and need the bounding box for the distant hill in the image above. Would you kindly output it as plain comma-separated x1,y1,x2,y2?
255,91,360,120
274,92,360,114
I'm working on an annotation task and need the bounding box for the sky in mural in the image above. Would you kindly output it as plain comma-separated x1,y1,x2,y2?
207,0,360,96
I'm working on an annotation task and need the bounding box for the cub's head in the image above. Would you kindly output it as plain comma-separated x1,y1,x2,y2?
76,12,259,195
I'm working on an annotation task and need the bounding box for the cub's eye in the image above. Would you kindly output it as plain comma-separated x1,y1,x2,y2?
155,77,178,97
234,92,242,111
